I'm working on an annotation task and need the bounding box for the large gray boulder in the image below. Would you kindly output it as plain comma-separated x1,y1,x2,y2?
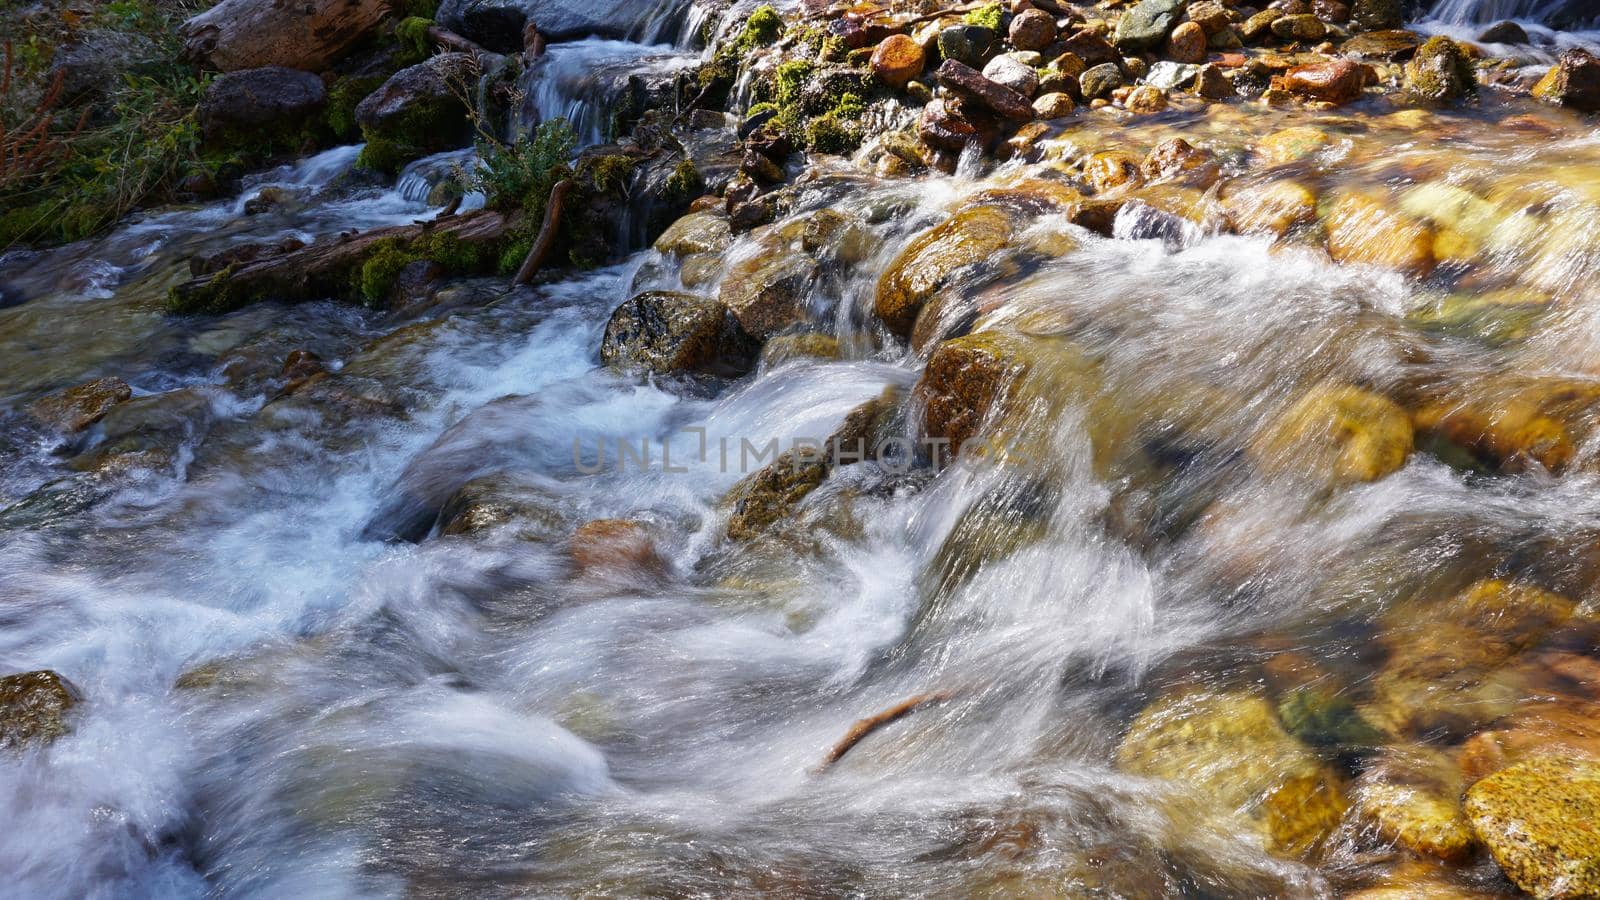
438,0,694,51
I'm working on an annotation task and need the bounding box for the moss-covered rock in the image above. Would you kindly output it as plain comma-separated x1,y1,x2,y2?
0,670,80,751
1405,37,1476,102
1465,756,1600,898
723,449,831,542
875,206,1016,337
760,332,841,369
354,53,475,175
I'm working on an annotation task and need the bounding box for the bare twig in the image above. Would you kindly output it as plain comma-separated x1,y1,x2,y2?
819,691,953,769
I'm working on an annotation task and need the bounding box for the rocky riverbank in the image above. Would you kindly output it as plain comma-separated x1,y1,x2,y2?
8,0,1600,896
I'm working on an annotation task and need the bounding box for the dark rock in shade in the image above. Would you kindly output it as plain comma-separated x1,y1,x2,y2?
1477,20,1529,44
937,25,997,69
1349,0,1403,31
1533,48,1600,112
918,99,987,152
1341,30,1423,61
200,66,327,141
437,0,687,50
1115,0,1187,51
600,291,756,377
48,31,157,104
0,670,80,751
936,60,1036,122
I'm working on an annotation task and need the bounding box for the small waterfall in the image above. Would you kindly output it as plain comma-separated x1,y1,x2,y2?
1421,0,1599,28
520,40,698,148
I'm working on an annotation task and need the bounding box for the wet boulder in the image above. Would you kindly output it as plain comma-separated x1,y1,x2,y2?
654,211,732,258
354,54,477,175
1404,37,1475,102
436,475,566,539
1342,30,1423,61
875,206,1015,337
1250,383,1413,484
1222,179,1318,237
722,450,830,542
199,66,327,143
1115,0,1187,52
438,0,681,49
914,331,1032,459
0,670,80,751
600,291,755,377
1533,48,1600,113
1465,757,1600,898
28,377,132,433
179,0,390,72
1478,20,1529,44
718,245,819,341
759,333,841,369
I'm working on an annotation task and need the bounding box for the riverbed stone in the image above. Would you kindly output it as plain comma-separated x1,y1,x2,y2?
1165,22,1208,64
1033,91,1076,119
0,670,80,751
914,331,1038,458
29,377,133,432
1009,9,1057,52
719,248,819,341
1272,14,1327,43
1349,0,1403,31
937,25,997,69
653,211,732,257
1465,757,1600,899
1079,62,1125,100
1532,48,1600,112
600,291,752,376
876,206,1015,337
723,449,830,542
982,55,1040,98
937,60,1036,121
1342,29,1422,61
571,519,668,576
872,34,926,89
1223,179,1318,236
1324,191,1436,276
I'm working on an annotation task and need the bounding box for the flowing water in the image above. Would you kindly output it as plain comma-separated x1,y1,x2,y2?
7,5,1600,899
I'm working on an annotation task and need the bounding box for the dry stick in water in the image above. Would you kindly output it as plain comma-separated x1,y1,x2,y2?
820,691,954,769
513,178,574,285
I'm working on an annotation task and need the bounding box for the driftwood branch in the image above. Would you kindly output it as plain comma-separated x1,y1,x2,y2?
170,209,509,312
819,691,953,769
513,178,574,285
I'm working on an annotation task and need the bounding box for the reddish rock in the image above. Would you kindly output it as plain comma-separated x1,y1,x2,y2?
936,60,1036,121
1278,58,1364,104
1166,21,1208,64
918,99,987,151
1059,29,1121,68
871,33,926,89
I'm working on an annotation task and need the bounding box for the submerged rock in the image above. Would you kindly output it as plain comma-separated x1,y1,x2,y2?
1117,688,1345,858
915,331,1032,459
1354,746,1477,863
354,54,476,174
718,247,819,341
570,519,668,576
0,670,80,751
1324,191,1436,277
29,377,132,433
1250,384,1413,484
1465,757,1600,898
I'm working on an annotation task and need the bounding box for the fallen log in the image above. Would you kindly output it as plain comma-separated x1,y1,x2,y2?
168,209,509,315
180,0,391,72
819,691,953,769
513,179,574,285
